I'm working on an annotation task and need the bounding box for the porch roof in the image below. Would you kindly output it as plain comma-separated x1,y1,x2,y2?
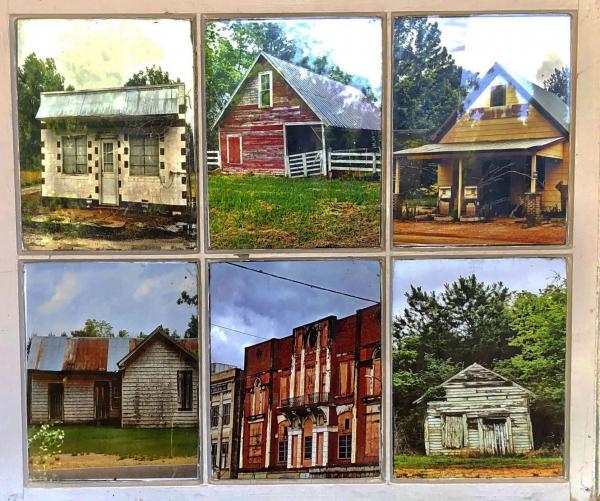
394,137,564,159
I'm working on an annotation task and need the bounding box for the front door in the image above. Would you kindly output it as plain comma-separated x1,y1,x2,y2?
48,383,64,421
94,381,110,423
100,141,118,205
481,418,511,455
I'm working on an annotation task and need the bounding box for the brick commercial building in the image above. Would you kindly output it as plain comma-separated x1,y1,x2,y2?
238,304,381,479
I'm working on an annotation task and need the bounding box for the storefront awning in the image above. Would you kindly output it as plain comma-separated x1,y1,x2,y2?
394,137,564,160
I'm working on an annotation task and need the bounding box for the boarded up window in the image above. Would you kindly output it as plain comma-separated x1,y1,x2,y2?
226,135,242,164
258,71,272,108
305,367,315,398
249,422,263,463
222,402,231,425
177,370,193,411
339,360,354,395
130,134,159,176
62,135,87,174
111,380,121,409
280,375,289,405
442,414,467,449
365,413,379,457
373,357,382,395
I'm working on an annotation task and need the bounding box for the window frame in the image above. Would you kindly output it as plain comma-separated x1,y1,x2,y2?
0,4,597,501
257,70,273,108
129,133,160,176
177,369,194,411
61,135,87,175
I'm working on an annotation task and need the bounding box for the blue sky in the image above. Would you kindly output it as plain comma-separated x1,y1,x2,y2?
393,258,566,316
209,260,381,367
24,262,197,338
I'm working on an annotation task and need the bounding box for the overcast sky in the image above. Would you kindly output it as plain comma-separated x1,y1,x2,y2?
17,18,195,115
393,258,566,317
209,260,381,368
434,14,571,86
24,262,197,338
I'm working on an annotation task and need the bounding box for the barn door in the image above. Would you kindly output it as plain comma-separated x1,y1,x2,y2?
480,418,511,455
48,383,64,421
94,381,110,423
100,140,118,205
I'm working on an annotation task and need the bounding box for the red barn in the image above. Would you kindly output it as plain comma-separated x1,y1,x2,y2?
212,52,381,176
238,304,381,479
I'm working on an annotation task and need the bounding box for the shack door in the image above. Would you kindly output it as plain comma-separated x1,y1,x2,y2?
100,141,118,205
94,381,110,423
481,418,511,456
48,383,64,421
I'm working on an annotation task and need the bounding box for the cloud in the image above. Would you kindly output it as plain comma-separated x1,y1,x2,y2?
38,273,80,314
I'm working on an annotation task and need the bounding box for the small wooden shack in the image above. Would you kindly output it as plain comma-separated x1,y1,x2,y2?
415,363,534,456
212,52,381,176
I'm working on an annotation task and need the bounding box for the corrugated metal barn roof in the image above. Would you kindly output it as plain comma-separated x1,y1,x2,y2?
27,332,198,373
36,84,182,120
394,137,564,157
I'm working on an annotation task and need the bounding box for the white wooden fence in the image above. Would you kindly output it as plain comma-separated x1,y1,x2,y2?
328,150,381,173
286,150,323,178
206,150,221,168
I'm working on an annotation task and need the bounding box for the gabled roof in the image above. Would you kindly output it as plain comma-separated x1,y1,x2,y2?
414,363,533,404
36,83,183,120
116,326,198,369
213,52,381,131
433,62,569,142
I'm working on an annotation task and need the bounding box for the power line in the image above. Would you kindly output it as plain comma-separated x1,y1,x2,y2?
210,323,269,340
225,262,380,304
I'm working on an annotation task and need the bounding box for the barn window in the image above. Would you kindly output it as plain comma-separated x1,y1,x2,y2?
258,71,272,108
111,380,121,409
61,135,87,174
130,134,159,176
222,402,231,425
490,84,507,107
211,405,219,427
177,369,193,411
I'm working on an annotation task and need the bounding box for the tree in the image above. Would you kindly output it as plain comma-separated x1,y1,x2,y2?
17,53,70,171
70,319,114,338
118,329,129,338
177,290,198,338
392,18,467,134
124,65,180,87
543,66,570,104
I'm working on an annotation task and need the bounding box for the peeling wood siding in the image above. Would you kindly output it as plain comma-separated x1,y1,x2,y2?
121,339,198,428
219,60,320,174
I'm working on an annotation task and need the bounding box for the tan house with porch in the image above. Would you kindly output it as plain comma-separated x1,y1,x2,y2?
394,62,569,222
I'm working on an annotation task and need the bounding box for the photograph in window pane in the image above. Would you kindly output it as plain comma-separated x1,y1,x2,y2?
392,258,566,478
209,260,382,479
392,15,571,246
15,19,196,251
205,18,382,249
23,261,199,481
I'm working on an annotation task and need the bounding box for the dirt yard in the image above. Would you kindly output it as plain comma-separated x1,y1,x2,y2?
394,218,565,246
394,465,563,478
30,453,197,470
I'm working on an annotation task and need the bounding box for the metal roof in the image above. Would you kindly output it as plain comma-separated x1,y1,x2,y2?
36,84,183,120
394,137,564,157
213,52,381,131
27,331,198,373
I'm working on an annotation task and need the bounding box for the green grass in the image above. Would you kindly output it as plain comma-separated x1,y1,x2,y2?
394,454,562,470
28,425,198,459
208,174,381,249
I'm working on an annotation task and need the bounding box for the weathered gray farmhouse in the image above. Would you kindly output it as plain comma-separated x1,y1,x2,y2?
416,363,534,456
37,84,190,210
27,327,198,428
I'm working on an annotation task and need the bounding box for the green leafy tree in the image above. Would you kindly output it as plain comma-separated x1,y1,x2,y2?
70,319,114,338
124,65,181,86
118,329,129,338
177,290,198,338
543,66,570,104
17,53,71,171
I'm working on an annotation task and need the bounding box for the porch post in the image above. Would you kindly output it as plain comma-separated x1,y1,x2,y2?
394,156,401,195
530,154,537,193
457,158,464,218
320,124,327,175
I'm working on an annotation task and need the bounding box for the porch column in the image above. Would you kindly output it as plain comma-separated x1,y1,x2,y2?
287,432,293,469
322,430,329,466
457,158,464,218
530,154,537,193
321,124,327,175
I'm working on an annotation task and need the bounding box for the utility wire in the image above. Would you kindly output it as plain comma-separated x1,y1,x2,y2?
225,262,380,304
210,323,269,340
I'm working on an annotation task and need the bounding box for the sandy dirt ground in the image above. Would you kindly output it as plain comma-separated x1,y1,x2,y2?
394,218,566,246
30,453,197,470
394,465,563,478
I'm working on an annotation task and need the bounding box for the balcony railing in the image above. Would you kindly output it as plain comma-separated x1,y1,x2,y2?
280,392,330,408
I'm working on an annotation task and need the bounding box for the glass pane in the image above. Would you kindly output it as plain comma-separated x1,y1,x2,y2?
392,14,571,246
392,258,566,478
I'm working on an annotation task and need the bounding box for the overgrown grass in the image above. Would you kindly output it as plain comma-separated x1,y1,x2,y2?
208,174,381,249
394,454,563,470
28,425,198,460
20,169,42,187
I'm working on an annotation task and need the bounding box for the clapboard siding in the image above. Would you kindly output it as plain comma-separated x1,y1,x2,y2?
121,339,198,428
422,364,534,456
